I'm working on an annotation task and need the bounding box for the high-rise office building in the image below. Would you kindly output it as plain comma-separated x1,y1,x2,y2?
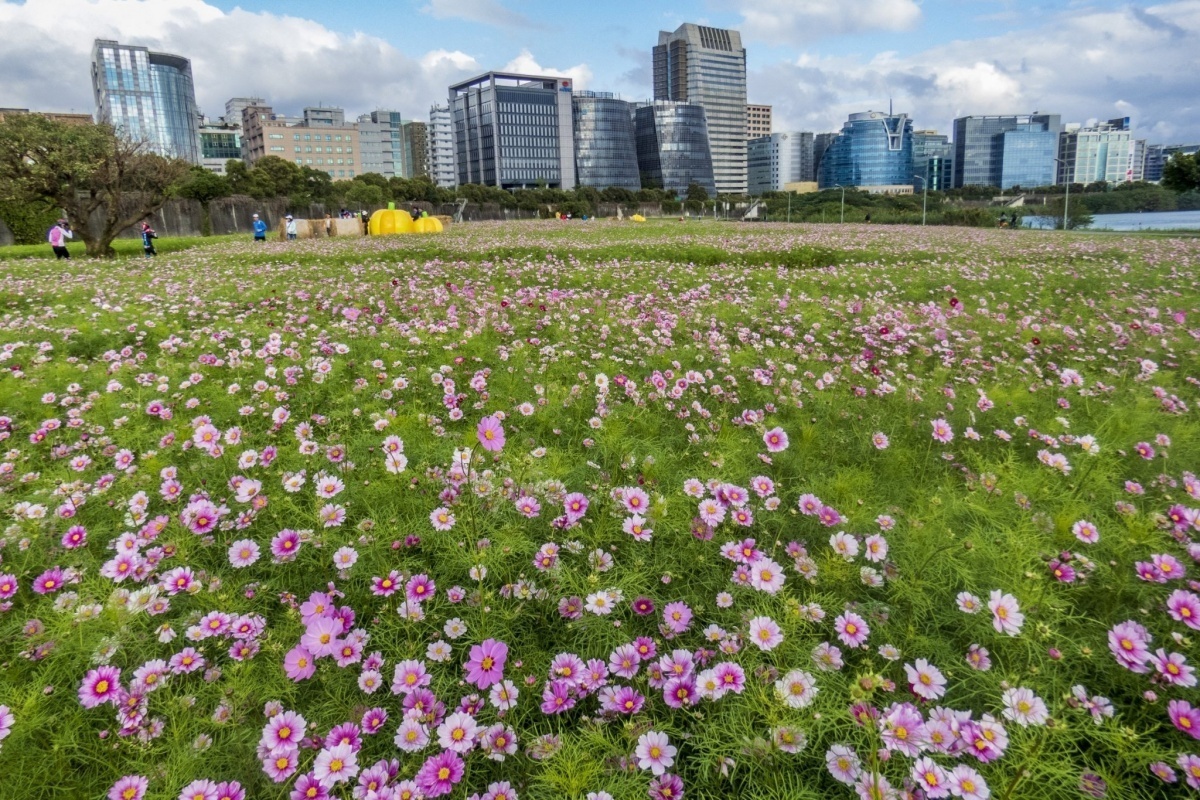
358,110,411,178
90,39,200,163
225,97,263,125
951,114,1061,189
812,133,839,184
449,72,576,190
572,91,640,192
428,105,456,188
1144,143,1200,183
746,104,772,139
911,130,951,190
747,132,814,195
634,101,716,197
405,121,429,180
653,23,747,195
818,110,914,193
1058,117,1145,185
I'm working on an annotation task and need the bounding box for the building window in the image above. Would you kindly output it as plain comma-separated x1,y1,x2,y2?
268,133,284,139
269,146,284,152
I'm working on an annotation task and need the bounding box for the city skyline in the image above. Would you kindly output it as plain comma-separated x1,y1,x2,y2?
1,0,1199,142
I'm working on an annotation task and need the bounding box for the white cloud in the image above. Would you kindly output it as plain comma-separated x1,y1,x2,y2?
751,2,1200,142
502,48,593,90
737,0,922,44
0,0,481,120
421,0,542,29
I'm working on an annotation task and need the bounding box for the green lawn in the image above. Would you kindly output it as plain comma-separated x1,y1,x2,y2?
0,233,244,260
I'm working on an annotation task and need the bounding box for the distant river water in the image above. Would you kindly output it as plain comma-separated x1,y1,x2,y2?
1027,209,1200,231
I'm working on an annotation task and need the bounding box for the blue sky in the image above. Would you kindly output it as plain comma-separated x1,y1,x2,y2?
2,0,1199,141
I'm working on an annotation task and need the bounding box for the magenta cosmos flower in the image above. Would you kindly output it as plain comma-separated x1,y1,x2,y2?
33,566,66,595
79,665,121,708
477,415,505,451
1170,700,1200,740
465,638,508,689
108,776,149,800
835,612,870,648
415,750,464,798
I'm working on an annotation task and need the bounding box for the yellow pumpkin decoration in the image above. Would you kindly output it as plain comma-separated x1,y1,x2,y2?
414,216,444,234
368,202,415,236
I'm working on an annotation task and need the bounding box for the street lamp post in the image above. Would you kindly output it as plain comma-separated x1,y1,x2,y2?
834,184,846,223
913,174,927,226
1053,157,1070,231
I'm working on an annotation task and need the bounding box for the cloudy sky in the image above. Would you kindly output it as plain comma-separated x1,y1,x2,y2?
2,0,1198,142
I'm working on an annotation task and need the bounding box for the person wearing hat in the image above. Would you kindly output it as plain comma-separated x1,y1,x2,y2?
48,218,73,259
252,213,268,242
285,215,298,241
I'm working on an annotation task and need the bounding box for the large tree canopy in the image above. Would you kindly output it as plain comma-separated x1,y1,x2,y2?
0,114,190,257
1162,152,1200,194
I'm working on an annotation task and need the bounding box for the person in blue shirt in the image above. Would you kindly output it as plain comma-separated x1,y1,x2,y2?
252,213,268,242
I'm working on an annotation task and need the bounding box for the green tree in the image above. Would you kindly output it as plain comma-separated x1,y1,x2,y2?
251,156,304,199
686,182,709,204
175,165,231,203
343,181,385,210
1045,196,1094,230
0,114,189,257
1162,152,1200,193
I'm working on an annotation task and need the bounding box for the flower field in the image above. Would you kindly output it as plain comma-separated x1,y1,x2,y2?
1,220,1199,800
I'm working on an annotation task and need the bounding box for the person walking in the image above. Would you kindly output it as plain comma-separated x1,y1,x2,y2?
324,213,333,237
48,218,73,259
252,213,268,243
140,219,158,257
285,215,298,241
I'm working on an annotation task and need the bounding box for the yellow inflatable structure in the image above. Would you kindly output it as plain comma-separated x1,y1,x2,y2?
368,202,443,236
630,214,646,223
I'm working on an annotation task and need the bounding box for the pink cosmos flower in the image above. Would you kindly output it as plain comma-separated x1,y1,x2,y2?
1072,520,1099,544
988,590,1024,636
0,573,17,600
108,775,149,800
313,742,358,786
563,492,589,521
748,616,784,651
261,710,307,753
763,426,789,452
749,558,785,593
635,730,677,775
911,758,949,798
604,685,646,715
79,666,121,708
228,539,260,568
436,711,480,753
1170,700,1200,739
415,750,464,797
406,574,436,603
371,570,401,596
818,505,842,527
33,566,65,594
835,611,870,648
662,601,693,634
905,659,947,701
621,486,650,514
931,418,954,443
477,415,505,451
178,779,219,800
283,646,317,681
429,507,455,531
1179,754,1200,790
62,525,88,549
465,638,508,689
1167,590,1200,630
947,765,989,800
1108,620,1152,673
826,744,862,784
271,529,301,562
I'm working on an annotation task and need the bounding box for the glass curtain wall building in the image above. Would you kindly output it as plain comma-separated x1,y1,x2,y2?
634,101,716,197
357,110,409,178
449,72,576,190
572,91,640,192
1000,125,1058,188
951,114,1061,188
91,39,200,163
747,132,813,195
653,24,747,195
818,111,913,190
911,130,951,189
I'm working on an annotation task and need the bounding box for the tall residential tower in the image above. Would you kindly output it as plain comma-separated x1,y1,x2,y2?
653,23,747,195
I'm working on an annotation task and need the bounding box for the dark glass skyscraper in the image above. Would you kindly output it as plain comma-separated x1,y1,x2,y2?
634,101,716,197
951,114,1061,189
449,72,576,190
572,92,640,191
91,39,200,163
818,111,913,190
653,24,747,195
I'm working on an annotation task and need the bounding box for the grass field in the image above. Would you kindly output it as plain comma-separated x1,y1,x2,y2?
1,219,1198,800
